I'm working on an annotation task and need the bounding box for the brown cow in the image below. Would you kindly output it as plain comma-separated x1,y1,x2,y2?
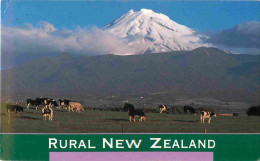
68,102,84,113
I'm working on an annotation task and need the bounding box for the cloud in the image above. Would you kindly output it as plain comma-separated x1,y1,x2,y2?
207,21,260,49
2,20,259,69
2,21,136,55
1,21,136,68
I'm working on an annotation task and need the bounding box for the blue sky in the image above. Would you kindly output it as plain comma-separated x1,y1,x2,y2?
2,1,260,32
1,1,260,69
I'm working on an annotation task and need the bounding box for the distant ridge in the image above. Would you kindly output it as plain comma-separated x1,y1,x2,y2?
2,47,259,104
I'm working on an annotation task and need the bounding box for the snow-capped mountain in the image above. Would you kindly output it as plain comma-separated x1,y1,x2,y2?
104,9,208,54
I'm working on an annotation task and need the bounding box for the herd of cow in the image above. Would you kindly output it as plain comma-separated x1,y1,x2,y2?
5,97,217,124
5,97,85,121
124,103,216,124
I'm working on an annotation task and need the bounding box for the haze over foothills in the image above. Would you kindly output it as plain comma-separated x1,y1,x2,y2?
1,1,260,69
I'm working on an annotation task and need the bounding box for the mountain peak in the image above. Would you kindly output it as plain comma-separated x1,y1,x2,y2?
104,9,208,54
139,8,169,19
140,8,154,13
127,9,155,14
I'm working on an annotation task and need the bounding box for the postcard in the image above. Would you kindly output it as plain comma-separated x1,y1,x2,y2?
1,0,260,160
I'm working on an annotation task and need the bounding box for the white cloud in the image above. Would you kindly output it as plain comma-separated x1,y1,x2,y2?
207,21,260,49
1,21,137,68
2,21,136,56
204,21,260,55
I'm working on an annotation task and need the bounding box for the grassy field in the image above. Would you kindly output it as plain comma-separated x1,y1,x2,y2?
1,104,260,133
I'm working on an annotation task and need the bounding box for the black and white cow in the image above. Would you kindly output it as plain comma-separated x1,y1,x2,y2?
44,99,58,107
27,97,58,110
184,106,196,114
124,103,146,122
26,99,42,110
159,105,169,114
42,106,53,121
6,104,24,115
200,111,217,124
59,99,71,107
35,97,49,105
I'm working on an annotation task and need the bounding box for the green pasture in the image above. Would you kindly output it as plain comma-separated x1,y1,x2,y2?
1,104,260,133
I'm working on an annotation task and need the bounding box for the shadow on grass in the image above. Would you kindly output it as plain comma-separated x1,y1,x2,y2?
105,118,129,122
24,111,36,114
19,116,42,120
173,119,198,123
53,109,68,113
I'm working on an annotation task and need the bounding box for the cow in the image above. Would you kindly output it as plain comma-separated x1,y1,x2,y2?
42,106,53,121
51,99,58,107
159,105,169,114
44,99,58,107
26,99,42,110
184,106,196,115
200,111,216,124
35,97,49,105
124,103,146,122
6,104,24,115
68,102,84,113
59,99,71,107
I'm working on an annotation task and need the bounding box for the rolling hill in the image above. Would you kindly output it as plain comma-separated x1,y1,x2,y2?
1,47,260,104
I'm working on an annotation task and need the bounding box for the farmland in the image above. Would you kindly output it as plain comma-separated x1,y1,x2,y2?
1,105,260,133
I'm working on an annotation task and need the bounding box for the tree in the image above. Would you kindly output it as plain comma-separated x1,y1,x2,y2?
247,105,260,116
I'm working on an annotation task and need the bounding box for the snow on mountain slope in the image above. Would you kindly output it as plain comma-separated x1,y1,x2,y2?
104,9,208,54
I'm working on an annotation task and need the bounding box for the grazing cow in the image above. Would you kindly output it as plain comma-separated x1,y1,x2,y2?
59,99,71,107
68,102,84,113
51,100,58,107
42,106,53,121
26,99,42,110
27,97,57,109
159,105,169,114
35,97,49,105
184,106,196,114
6,104,24,115
200,111,216,124
124,103,146,122
44,99,58,107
